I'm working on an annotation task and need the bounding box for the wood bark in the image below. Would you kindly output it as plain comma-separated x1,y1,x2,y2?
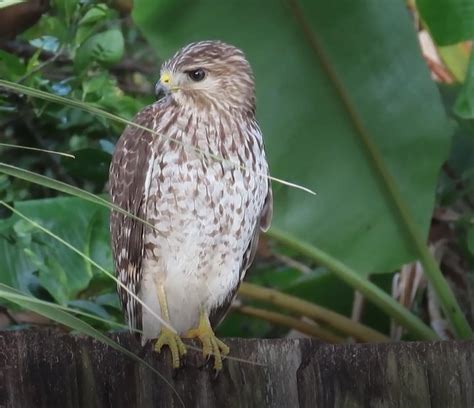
0,329,473,407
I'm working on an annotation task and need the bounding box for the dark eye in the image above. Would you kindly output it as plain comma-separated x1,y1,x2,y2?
187,68,206,82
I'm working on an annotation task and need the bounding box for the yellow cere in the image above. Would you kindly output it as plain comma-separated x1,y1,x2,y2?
160,72,171,85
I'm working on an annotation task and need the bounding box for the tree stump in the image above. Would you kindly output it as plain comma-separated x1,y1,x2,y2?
0,329,472,407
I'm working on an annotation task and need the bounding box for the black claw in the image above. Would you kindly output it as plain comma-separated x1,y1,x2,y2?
212,369,220,380
138,340,152,359
172,366,180,379
196,353,212,370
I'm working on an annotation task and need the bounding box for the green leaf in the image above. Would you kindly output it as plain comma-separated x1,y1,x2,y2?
82,73,110,98
53,0,78,23
75,29,124,70
0,196,109,297
25,249,70,305
133,1,449,275
24,15,68,43
417,0,474,46
67,299,112,320
438,44,470,82
86,204,113,273
94,292,121,311
62,148,111,185
1,0,465,336
454,49,474,119
0,50,26,80
78,4,109,26
133,0,474,337
76,25,98,46
249,265,303,290
0,200,174,332
76,4,112,46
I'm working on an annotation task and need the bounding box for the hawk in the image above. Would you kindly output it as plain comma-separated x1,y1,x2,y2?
109,40,272,370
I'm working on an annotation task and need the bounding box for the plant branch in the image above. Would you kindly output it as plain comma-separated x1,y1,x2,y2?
234,304,344,343
239,282,389,343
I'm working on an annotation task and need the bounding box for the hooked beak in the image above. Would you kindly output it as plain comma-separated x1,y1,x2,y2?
155,72,172,100
155,82,169,100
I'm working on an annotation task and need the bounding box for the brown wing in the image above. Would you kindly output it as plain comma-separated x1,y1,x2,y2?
210,182,273,327
109,105,156,333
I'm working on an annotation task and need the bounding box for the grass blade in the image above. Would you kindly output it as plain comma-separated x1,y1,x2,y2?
0,201,265,366
0,162,156,230
0,283,183,407
0,79,315,195
0,286,132,331
0,200,175,333
0,143,75,158
0,0,25,9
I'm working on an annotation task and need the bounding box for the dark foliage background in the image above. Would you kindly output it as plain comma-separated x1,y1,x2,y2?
1,0,473,341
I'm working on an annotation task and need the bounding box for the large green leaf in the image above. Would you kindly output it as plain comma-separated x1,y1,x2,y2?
133,0,450,275
0,196,111,301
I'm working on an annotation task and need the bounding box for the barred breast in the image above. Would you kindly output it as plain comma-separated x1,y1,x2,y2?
139,99,270,339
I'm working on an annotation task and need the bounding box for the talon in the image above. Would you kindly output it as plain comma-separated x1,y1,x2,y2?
154,326,187,368
186,309,229,372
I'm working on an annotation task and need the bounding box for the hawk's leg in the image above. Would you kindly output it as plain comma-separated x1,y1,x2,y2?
185,308,230,371
154,284,187,368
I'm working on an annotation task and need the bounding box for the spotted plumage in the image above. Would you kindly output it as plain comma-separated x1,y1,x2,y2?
109,40,272,346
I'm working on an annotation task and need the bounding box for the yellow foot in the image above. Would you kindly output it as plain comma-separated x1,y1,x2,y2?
154,327,187,369
185,311,230,371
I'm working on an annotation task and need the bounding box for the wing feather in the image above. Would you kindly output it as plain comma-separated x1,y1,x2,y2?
109,105,156,333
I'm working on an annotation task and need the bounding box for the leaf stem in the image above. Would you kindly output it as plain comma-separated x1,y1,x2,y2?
234,304,344,343
266,228,439,340
239,282,390,342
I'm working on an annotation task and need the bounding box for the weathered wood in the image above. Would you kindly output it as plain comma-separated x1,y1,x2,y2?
0,329,473,407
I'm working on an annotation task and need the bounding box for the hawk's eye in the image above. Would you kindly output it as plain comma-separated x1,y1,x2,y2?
187,68,206,82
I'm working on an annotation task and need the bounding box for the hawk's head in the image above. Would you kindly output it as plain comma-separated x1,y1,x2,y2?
156,41,256,115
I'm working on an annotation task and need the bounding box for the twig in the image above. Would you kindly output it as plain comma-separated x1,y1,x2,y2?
348,290,366,343
390,262,425,340
273,253,312,274
424,55,455,84
17,45,64,83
